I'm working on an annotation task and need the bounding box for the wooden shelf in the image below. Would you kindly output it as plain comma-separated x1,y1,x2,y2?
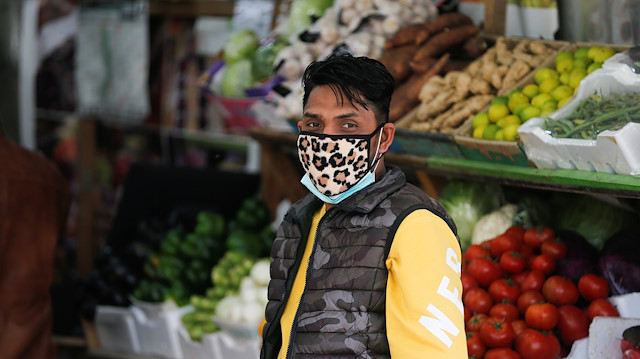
149,0,236,17
248,127,640,199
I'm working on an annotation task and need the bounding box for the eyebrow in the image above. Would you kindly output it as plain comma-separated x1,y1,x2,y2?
302,111,359,120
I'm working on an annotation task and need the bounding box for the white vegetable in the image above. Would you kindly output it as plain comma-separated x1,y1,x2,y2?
240,301,265,323
250,259,271,286
471,204,518,245
240,276,258,303
216,295,241,321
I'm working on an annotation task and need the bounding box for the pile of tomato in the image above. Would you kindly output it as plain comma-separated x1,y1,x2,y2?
462,225,620,359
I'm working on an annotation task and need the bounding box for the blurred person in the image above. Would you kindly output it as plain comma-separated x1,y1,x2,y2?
0,122,71,358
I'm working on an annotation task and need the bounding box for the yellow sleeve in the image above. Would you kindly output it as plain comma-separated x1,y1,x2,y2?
385,209,467,359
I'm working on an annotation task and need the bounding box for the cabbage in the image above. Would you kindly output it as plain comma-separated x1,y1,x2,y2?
282,0,334,38
599,229,640,295
553,194,636,251
438,180,504,251
220,60,254,97
555,230,599,283
471,204,518,245
223,29,260,64
252,37,289,82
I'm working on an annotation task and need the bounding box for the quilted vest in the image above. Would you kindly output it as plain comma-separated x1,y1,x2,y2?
261,166,458,359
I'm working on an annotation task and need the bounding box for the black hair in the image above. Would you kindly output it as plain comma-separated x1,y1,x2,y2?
301,53,395,125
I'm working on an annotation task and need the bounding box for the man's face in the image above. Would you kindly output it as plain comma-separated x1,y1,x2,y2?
299,85,378,136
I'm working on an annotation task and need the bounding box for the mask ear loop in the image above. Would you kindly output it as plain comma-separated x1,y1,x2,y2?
369,126,385,173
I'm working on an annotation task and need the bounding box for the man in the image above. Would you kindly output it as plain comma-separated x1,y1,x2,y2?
260,54,467,358
0,122,71,358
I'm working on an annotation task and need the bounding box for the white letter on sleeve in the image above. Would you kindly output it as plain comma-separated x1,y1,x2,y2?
437,276,463,315
419,304,460,348
445,247,461,274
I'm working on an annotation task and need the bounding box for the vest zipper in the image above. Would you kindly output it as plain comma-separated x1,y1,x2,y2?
284,209,328,359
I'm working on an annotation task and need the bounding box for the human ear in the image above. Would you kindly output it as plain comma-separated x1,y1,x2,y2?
378,123,395,153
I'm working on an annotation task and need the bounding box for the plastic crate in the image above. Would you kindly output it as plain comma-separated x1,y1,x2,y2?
94,305,141,354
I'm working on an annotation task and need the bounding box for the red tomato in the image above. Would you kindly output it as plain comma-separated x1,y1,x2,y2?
586,298,620,321
466,312,489,332
461,272,479,295
489,278,521,304
490,233,522,258
541,238,568,260
465,244,491,263
490,302,520,322
515,328,561,359
557,305,589,347
511,271,530,287
504,225,526,242
523,226,555,249
525,302,559,331
479,317,516,348
464,306,472,323
485,347,522,359
511,319,528,337
464,287,493,315
521,270,546,292
481,239,493,251
517,289,545,314
466,331,486,359
501,251,526,274
542,275,579,306
530,254,556,276
578,274,610,301
467,257,503,288
519,244,535,263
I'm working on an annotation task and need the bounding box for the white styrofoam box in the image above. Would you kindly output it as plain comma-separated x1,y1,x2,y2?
131,303,193,359
178,327,222,359
588,316,640,359
216,330,261,359
129,296,178,321
95,305,141,354
214,317,262,340
610,292,640,319
518,65,640,177
566,337,589,359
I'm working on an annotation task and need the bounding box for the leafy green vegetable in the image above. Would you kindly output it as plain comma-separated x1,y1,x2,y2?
282,0,334,38
553,194,636,250
220,59,254,97
438,180,504,251
252,37,289,82
223,29,259,64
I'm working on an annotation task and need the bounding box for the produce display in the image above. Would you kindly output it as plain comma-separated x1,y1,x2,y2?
622,326,640,359
470,45,619,141
543,92,640,140
405,37,559,134
462,225,622,359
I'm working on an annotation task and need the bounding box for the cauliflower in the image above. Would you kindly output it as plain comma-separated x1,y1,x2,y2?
471,204,518,245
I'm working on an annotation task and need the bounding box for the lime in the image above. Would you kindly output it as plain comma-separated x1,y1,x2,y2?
520,105,542,122
550,85,574,102
508,92,530,112
573,57,589,68
593,47,616,63
534,67,559,85
483,124,500,140
522,84,540,98
495,129,505,141
556,57,574,73
473,124,487,139
587,46,601,60
574,47,589,60
558,96,571,108
514,103,530,118
508,87,522,97
488,103,510,123
569,68,587,89
541,99,558,113
554,51,573,66
472,112,490,128
502,124,520,141
531,93,553,108
587,61,602,73
539,77,560,93
491,96,509,106
559,71,571,85
497,115,521,128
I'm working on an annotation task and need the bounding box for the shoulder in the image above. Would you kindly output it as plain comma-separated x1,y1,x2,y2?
0,138,68,192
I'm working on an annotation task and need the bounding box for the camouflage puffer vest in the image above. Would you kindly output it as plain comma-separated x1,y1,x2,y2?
260,166,458,359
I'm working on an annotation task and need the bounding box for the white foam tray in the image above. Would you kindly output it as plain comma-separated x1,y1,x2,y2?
95,305,141,354
518,63,640,177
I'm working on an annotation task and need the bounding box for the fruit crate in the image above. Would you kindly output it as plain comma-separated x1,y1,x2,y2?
395,37,567,162
453,40,629,167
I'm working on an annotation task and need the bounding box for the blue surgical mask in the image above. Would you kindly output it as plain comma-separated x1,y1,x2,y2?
297,124,384,204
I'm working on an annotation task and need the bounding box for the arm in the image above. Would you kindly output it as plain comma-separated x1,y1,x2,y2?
385,209,467,359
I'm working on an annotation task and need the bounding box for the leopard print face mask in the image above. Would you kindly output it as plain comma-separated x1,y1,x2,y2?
297,124,384,197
